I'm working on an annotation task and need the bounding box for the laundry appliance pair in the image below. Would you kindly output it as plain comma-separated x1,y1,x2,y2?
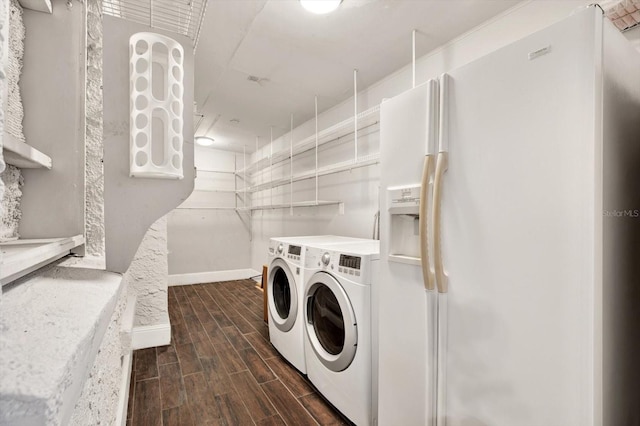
267,235,379,425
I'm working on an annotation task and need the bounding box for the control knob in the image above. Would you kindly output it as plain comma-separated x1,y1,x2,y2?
277,243,284,254
321,252,331,266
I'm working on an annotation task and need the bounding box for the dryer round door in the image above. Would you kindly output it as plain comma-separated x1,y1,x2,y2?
268,258,298,332
304,271,357,372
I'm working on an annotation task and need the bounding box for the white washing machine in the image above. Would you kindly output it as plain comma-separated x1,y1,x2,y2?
267,236,370,374
267,237,306,373
302,240,380,426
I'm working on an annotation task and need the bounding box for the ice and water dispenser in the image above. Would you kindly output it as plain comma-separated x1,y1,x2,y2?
387,184,422,265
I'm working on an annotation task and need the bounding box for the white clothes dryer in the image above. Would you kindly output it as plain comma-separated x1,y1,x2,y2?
267,237,306,373
267,236,370,374
302,240,380,426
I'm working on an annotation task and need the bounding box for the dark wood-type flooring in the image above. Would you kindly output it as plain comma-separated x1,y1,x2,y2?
127,280,348,426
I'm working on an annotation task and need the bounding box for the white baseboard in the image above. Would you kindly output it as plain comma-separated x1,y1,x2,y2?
168,268,260,286
131,323,171,350
115,351,133,426
116,295,137,426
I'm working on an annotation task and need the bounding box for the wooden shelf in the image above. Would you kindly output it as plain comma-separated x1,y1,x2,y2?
3,133,52,169
0,235,84,286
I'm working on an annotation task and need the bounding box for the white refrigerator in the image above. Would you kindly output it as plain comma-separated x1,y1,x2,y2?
377,6,640,426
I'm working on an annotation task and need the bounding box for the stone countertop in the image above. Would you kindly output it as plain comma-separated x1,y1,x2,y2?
0,264,123,425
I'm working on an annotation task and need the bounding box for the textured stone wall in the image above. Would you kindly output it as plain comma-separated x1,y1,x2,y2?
0,0,8,257
126,215,169,327
85,0,105,257
6,0,24,143
0,0,24,242
0,165,22,241
69,2,124,424
69,280,129,426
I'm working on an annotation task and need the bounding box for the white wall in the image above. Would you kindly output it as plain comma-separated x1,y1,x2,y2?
167,146,252,276
103,16,195,274
249,0,622,271
626,25,640,51
250,121,380,270
20,0,86,241
127,216,169,328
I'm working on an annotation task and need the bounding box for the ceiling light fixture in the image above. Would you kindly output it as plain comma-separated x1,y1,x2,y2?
300,0,342,15
195,136,215,147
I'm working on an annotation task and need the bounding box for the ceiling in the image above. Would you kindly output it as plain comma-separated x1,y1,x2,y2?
193,0,522,153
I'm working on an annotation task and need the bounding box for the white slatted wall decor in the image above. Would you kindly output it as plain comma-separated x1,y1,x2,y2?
102,0,208,49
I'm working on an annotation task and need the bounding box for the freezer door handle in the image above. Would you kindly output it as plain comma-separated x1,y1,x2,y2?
433,151,448,294
419,155,435,291
420,79,439,292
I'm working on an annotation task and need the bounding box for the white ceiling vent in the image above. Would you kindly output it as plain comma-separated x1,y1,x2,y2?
102,0,209,49
600,0,640,31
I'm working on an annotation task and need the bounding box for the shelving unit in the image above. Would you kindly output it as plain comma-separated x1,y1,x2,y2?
0,235,85,286
197,169,236,175
0,133,88,285
3,133,52,169
195,189,237,193
193,168,238,195
189,103,380,215
246,153,380,194
237,105,380,176
175,167,244,210
239,200,345,212
175,206,237,211
241,103,380,213
0,134,87,286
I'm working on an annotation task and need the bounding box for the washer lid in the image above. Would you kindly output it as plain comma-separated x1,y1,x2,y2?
268,258,298,332
304,271,357,372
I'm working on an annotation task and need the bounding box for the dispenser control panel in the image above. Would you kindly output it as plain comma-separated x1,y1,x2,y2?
388,185,420,215
387,184,421,265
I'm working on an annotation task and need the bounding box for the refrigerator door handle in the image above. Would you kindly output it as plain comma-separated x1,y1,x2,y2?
434,74,450,294
433,152,448,293
419,154,435,291
434,74,449,426
433,142,449,426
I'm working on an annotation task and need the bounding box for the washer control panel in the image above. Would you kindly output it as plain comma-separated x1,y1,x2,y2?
306,249,366,281
339,254,361,270
286,244,302,262
338,254,362,277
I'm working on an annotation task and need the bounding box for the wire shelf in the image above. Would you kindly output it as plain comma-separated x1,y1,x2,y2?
238,200,344,212
247,153,380,194
237,105,380,176
102,0,209,49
